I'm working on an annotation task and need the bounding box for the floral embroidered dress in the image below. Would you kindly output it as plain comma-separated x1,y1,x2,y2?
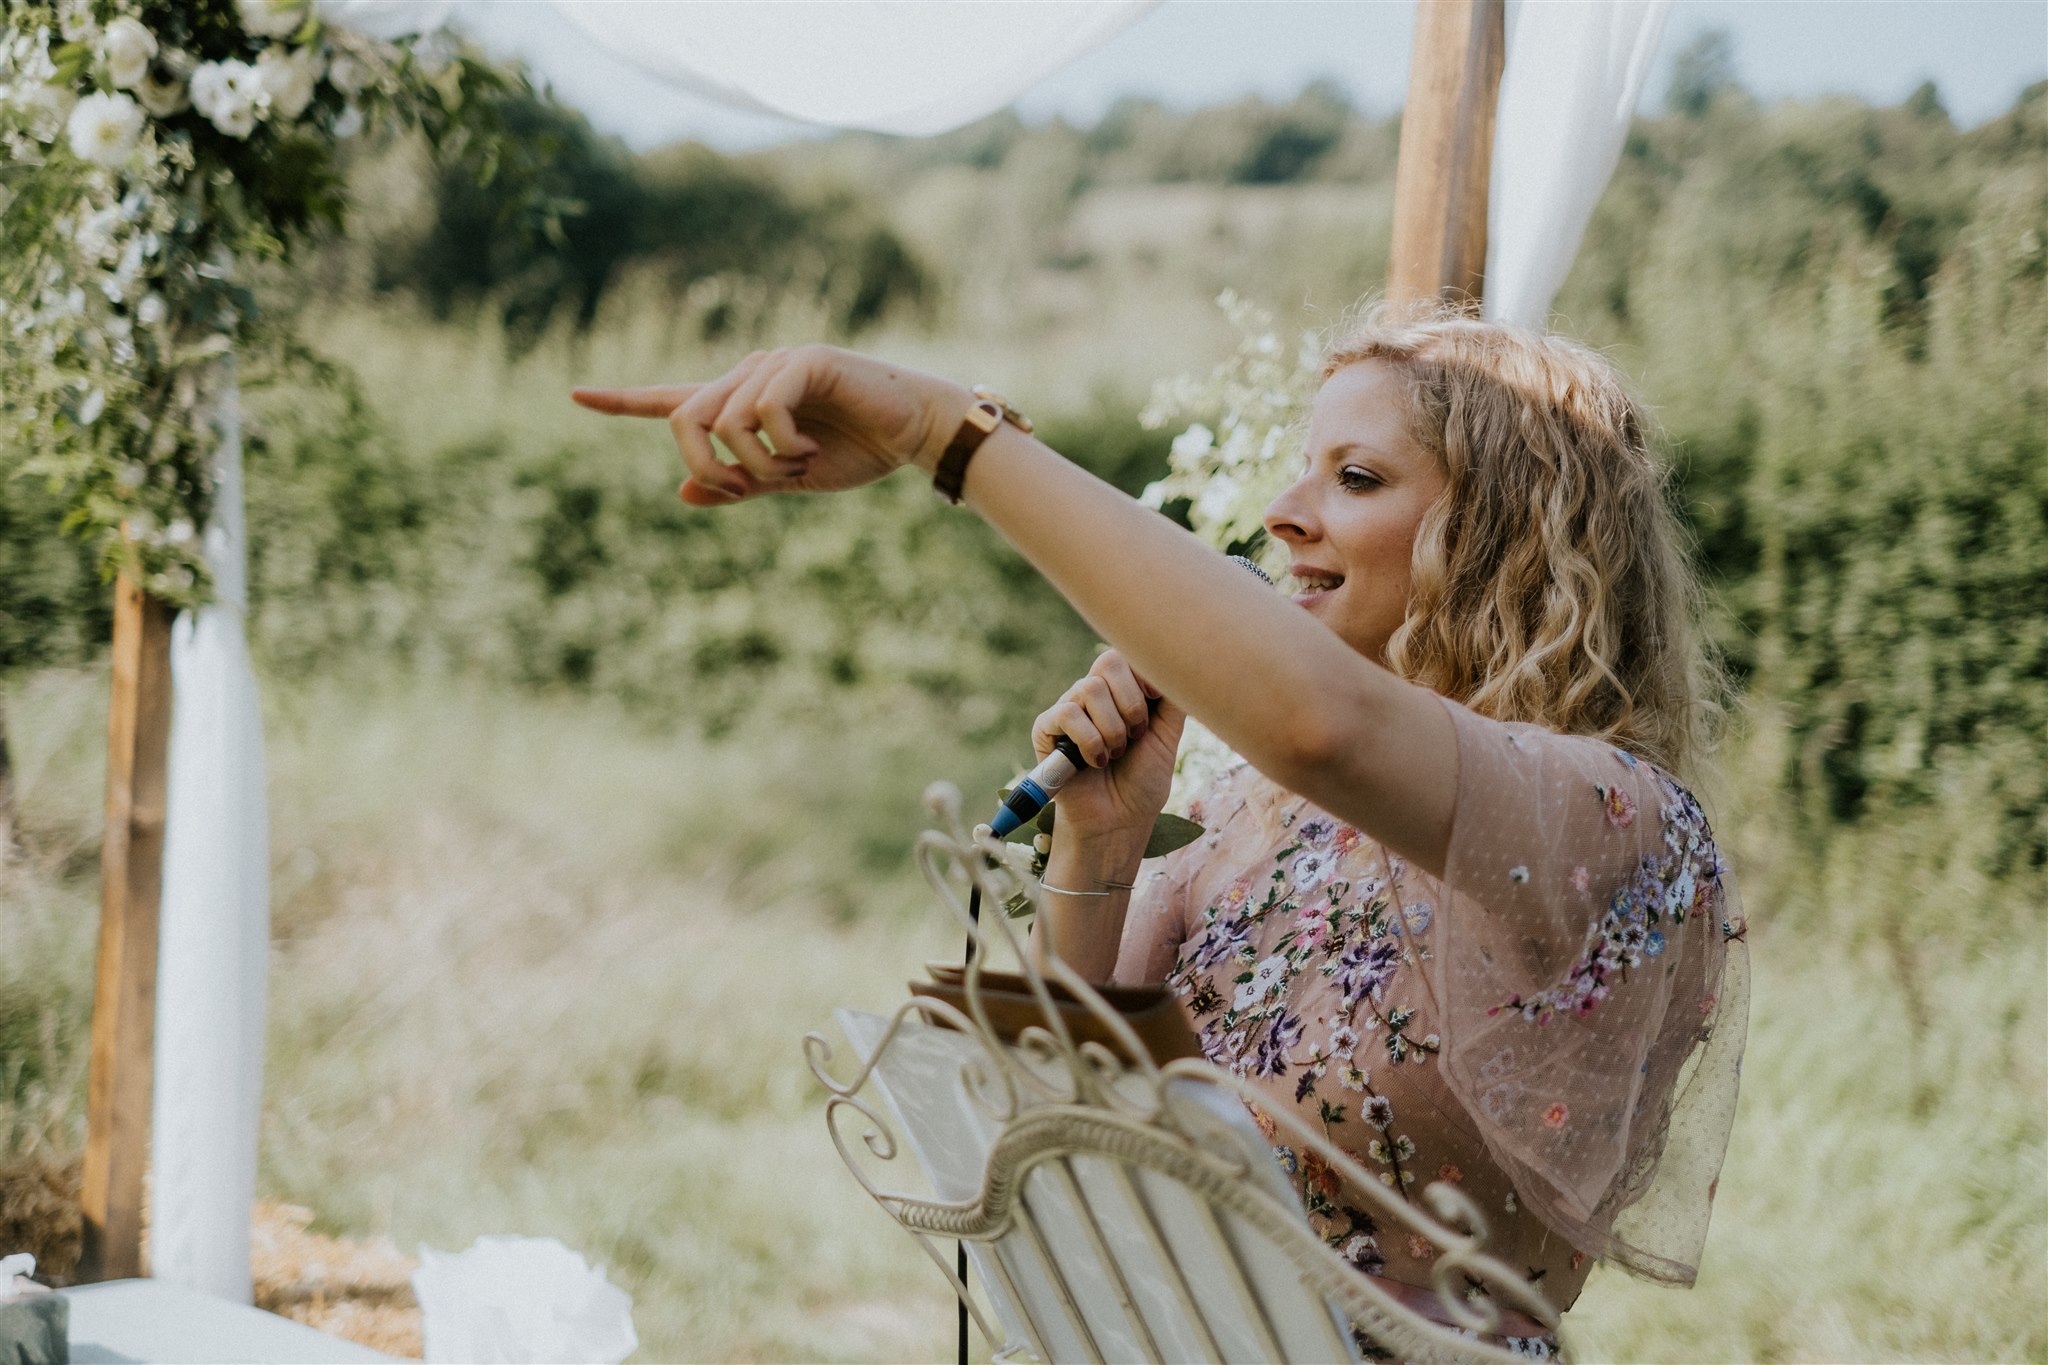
1112,696,1748,1314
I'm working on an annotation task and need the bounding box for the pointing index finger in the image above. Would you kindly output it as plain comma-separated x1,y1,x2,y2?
570,384,702,417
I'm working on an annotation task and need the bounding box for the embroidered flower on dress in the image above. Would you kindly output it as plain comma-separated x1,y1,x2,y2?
1406,1234,1437,1262
1343,1234,1385,1274
1234,954,1289,1009
1437,1164,1463,1184
1364,1096,1395,1130
1402,901,1434,935
1508,865,1530,884
1291,848,1337,892
1329,1024,1360,1058
1338,1065,1369,1092
1541,1102,1569,1129
1297,817,1335,848
1597,782,1638,828
1570,865,1591,896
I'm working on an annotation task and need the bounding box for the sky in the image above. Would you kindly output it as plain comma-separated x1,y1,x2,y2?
465,1,2048,152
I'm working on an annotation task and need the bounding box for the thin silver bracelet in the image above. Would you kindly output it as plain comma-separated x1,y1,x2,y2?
1038,877,1136,897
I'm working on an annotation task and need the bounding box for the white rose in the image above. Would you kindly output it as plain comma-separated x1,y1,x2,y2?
235,0,306,40
191,60,262,137
66,91,145,166
255,45,319,121
213,98,257,139
135,49,193,118
103,16,158,90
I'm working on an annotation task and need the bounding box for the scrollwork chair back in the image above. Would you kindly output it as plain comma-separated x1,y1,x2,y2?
806,784,1559,1364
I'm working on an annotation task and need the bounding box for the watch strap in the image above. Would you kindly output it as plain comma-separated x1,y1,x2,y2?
932,387,1030,504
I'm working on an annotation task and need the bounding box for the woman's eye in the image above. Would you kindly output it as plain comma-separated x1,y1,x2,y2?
1337,466,1381,491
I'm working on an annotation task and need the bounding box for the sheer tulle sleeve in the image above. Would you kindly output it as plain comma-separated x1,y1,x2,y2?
1423,696,1749,1285
1112,764,1255,987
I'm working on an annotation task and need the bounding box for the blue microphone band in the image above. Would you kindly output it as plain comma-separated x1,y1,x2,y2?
990,738,1081,837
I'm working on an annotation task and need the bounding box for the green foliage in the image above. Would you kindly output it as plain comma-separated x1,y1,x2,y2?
235,329,1172,746
377,93,930,345
1555,82,2048,875
1665,28,1740,118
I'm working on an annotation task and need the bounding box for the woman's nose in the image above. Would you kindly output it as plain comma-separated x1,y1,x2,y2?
1263,479,1319,545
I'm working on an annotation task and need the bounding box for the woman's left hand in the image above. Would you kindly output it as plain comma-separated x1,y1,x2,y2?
572,345,970,506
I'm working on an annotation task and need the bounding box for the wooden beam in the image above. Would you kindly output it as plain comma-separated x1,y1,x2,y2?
80,574,173,1283
1387,0,1506,304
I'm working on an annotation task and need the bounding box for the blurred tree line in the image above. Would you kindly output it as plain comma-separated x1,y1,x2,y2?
2,53,2041,876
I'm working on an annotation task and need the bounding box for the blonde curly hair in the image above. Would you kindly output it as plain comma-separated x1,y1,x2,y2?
1322,301,1724,782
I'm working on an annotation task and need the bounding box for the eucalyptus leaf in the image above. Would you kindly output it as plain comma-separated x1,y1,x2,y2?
1144,813,1205,858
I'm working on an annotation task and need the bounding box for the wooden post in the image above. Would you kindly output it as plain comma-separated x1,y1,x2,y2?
1387,0,1506,304
79,574,173,1283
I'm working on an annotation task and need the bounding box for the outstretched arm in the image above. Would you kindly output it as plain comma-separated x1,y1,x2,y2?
572,347,1456,882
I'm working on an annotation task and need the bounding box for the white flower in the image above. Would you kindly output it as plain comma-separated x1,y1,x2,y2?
1191,470,1241,528
77,388,105,425
19,81,78,144
66,91,144,166
165,519,196,545
324,52,371,96
137,294,166,326
103,17,158,89
235,0,307,39
135,50,193,118
1170,422,1214,461
255,45,320,120
331,103,363,138
190,60,262,138
74,203,122,261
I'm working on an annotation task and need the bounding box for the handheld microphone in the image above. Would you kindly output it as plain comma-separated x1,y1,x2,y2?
987,554,1273,839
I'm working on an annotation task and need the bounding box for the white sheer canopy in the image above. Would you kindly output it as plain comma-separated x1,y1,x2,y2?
156,0,1670,1302
1485,0,1672,327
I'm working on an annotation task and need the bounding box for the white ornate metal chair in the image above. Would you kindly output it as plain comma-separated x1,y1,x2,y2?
807,785,1559,1364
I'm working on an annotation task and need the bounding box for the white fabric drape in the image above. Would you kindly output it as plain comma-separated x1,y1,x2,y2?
152,372,270,1304
546,2,1156,137
1484,0,1671,328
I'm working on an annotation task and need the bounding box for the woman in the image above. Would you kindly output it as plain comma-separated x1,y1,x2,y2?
573,303,1747,1347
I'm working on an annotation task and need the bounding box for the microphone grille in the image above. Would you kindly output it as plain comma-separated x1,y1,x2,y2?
1228,554,1274,585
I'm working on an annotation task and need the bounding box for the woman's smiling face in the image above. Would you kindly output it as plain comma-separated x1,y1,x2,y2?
1262,359,1447,665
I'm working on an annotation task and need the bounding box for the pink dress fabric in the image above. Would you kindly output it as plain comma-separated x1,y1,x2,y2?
1112,694,1749,1311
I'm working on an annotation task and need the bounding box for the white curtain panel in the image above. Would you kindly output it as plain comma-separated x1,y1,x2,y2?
153,371,271,1304
1484,0,1671,328
546,1,1157,137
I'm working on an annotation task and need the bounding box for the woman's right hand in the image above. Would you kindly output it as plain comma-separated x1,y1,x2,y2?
1030,649,1185,844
